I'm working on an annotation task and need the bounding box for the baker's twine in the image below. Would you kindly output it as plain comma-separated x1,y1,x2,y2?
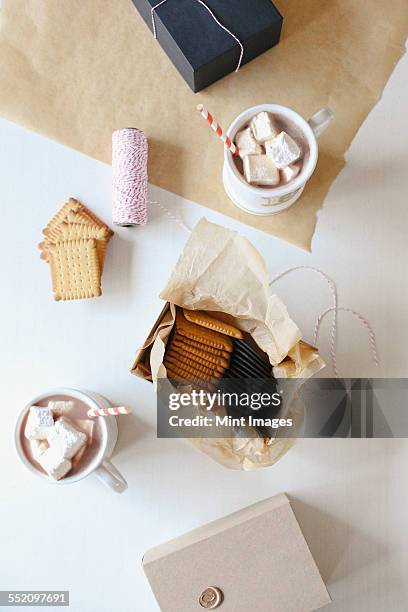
151,0,244,72
314,306,379,368
112,128,148,226
151,199,192,234
269,267,379,376
269,267,339,377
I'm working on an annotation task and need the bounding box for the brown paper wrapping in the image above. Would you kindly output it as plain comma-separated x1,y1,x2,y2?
0,1,407,249
132,219,324,470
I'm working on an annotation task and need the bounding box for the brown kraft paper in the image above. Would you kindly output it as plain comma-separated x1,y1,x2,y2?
0,1,406,249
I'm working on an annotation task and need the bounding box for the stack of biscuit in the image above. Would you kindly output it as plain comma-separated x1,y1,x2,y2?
163,308,279,435
163,309,243,388
39,198,113,301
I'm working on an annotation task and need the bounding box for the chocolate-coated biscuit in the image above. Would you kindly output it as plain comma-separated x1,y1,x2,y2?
230,352,271,377
233,339,270,369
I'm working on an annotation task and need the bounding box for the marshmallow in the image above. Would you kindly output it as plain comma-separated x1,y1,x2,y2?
71,444,87,469
25,406,55,440
280,161,302,184
48,400,74,417
250,112,279,144
265,131,302,169
236,127,263,159
30,439,49,461
77,419,94,442
47,417,87,460
243,155,280,187
38,445,72,481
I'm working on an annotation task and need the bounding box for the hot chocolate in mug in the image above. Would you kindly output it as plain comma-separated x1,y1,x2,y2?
223,104,333,215
15,388,127,493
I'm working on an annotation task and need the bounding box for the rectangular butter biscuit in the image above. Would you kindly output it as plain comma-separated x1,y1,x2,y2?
49,238,101,301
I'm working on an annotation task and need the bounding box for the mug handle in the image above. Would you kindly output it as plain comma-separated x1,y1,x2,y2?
308,108,334,138
95,459,128,493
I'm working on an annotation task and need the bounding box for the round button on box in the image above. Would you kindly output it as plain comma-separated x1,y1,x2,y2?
199,587,223,609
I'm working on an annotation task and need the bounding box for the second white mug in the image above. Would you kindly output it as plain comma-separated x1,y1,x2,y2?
14,388,128,494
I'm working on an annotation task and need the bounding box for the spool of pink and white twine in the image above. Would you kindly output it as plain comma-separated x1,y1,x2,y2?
112,128,148,227
87,406,132,418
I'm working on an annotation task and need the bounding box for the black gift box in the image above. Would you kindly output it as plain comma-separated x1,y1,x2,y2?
131,0,283,92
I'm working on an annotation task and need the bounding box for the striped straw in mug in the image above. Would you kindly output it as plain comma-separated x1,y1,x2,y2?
87,406,132,418
197,104,240,157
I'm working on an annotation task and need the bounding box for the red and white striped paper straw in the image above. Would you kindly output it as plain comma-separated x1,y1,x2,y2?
196,104,239,157
87,406,132,418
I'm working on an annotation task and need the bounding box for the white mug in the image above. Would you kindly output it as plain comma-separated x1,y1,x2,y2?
14,388,128,493
223,104,333,215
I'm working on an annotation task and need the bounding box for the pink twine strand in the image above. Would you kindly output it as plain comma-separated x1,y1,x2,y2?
270,266,339,377
314,307,379,368
269,266,379,376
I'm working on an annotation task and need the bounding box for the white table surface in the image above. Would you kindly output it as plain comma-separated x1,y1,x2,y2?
1,42,407,612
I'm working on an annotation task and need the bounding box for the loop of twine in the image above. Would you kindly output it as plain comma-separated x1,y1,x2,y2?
314,307,379,368
269,267,379,377
269,267,339,377
152,203,379,377
151,0,244,72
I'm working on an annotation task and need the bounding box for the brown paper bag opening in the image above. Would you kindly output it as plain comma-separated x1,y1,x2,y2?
131,219,325,470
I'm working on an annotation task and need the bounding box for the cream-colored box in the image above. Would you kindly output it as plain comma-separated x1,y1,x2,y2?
143,494,331,612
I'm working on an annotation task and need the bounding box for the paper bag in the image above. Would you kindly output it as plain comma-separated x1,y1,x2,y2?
132,218,325,470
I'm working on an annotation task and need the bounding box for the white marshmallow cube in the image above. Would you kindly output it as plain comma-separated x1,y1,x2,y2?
38,445,72,481
77,419,94,442
265,131,302,169
25,406,55,440
48,400,74,417
236,127,263,159
72,444,87,469
30,439,49,461
280,161,302,184
243,155,280,187
47,417,87,460
250,112,279,143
